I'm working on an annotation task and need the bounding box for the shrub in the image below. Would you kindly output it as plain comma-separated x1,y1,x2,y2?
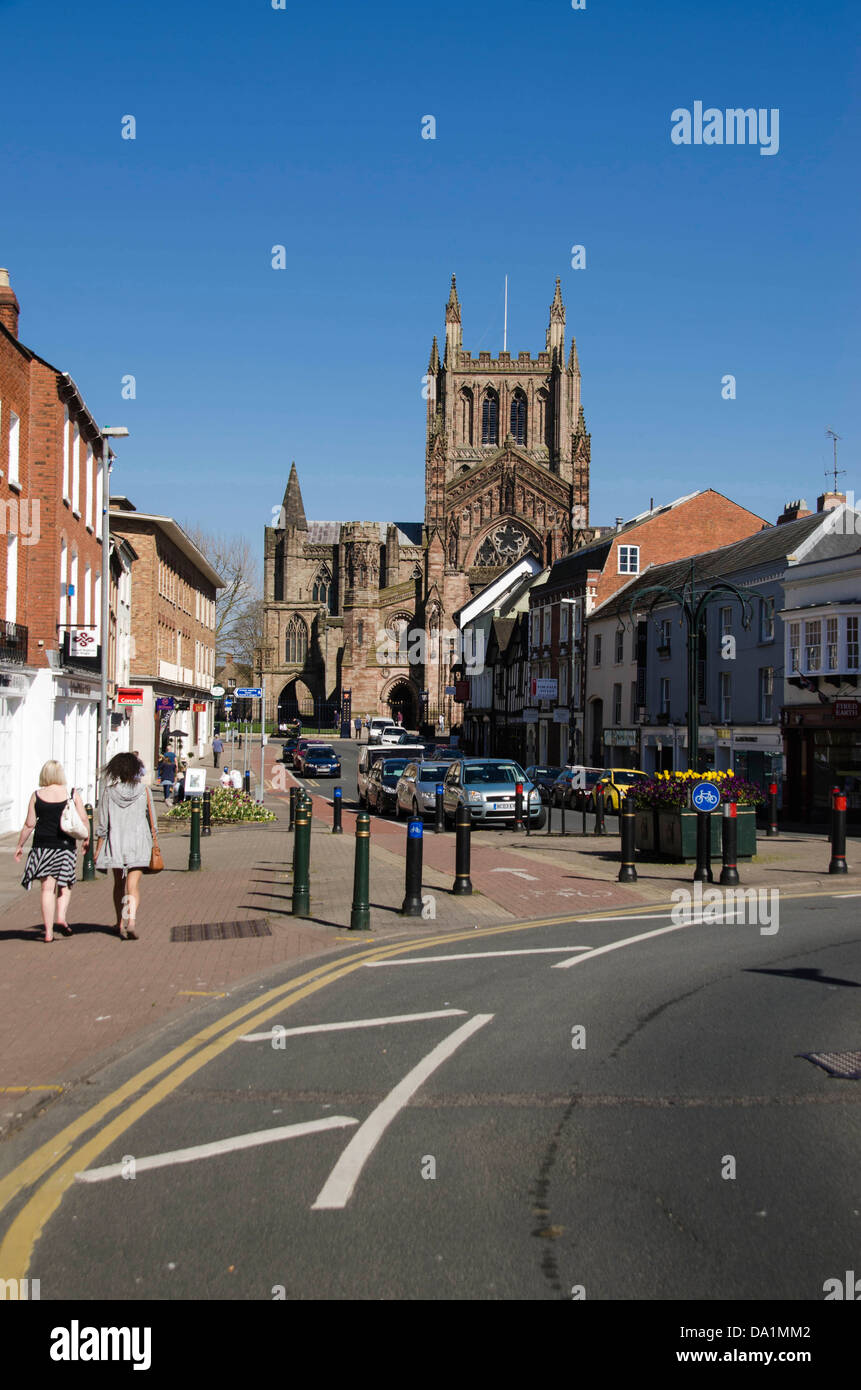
631,770,764,810
164,788,277,824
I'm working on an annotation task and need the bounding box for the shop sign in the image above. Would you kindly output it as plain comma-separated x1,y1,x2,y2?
155,697,175,712
553,707,570,723
604,728,638,747
715,727,731,741
117,687,144,706
522,709,539,723
834,699,859,720
69,627,98,658
532,678,558,701
192,702,207,712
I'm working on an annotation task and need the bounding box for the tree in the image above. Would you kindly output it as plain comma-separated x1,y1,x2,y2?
183,526,261,664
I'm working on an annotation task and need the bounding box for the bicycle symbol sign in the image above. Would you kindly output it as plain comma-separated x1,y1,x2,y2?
691,782,721,813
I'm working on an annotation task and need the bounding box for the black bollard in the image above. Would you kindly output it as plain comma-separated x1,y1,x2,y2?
401,818,424,916
288,785,297,831
693,809,714,883
188,798,202,871
829,788,849,875
350,811,371,929
202,789,212,837
547,790,554,835
593,783,606,836
618,791,638,882
525,788,532,836
291,797,311,916
560,792,566,838
82,803,96,880
244,769,251,797
513,782,524,832
452,805,473,895
332,786,343,834
767,781,779,837
719,800,739,885
434,783,444,834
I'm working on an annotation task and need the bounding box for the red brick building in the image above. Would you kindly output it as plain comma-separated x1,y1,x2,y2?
526,490,769,766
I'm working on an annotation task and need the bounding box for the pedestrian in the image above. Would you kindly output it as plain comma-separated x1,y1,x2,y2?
157,749,176,803
14,761,89,942
364,714,370,741
93,752,156,940
354,716,361,739
220,766,233,788
212,734,224,769
396,710,403,726
438,713,445,734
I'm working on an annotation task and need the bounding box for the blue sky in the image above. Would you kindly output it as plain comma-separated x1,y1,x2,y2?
2,0,858,546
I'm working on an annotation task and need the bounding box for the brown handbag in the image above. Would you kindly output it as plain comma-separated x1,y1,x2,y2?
144,789,165,874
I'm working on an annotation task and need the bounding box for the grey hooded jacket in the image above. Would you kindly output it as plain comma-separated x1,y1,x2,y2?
95,780,154,870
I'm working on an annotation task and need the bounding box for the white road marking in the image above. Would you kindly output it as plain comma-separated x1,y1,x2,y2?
312,1013,494,1210
834,892,861,898
490,868,539,881
240,1008,467,1042
554,919,698,968
75,1116,359,1184
364,948,592,967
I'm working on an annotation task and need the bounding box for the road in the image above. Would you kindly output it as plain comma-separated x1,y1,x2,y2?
0,889,857,1301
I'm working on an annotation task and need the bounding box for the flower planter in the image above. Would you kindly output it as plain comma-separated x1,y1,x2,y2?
634,810,659,853
656,807,756,860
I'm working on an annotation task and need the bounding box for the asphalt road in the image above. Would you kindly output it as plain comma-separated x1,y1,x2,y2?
2,889,857,1301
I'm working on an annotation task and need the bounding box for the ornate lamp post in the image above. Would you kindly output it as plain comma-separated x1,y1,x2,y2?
630,559,756,773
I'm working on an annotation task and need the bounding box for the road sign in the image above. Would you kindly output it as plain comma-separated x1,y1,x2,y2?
223,698,233,710
235,687,263,698
691,782,721,813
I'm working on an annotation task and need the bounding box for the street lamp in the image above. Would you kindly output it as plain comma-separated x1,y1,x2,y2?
98,427,129,785
629,559,755,772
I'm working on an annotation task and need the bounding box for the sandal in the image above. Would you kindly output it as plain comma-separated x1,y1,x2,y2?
124,927,139,940
56,923,73,936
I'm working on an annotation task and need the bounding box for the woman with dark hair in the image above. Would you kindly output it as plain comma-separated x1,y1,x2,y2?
94,752,154,939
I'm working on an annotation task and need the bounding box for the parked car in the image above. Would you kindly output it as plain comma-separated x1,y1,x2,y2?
367,758,411,816
396,761,455,819
368,717,395,744
279,738,300,765
357,742,425,805
590,767,648,813
300,745,341,778
379,726,406,746
552,765,603,808
293,738,325,774
442,758,546,829
526,766,561,799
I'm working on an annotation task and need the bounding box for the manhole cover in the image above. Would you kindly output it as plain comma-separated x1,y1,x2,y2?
171,919,272,943
800,1050,861,1080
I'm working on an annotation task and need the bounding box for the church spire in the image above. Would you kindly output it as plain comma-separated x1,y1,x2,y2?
568,335,580,375
281,461,307,531
428,335,440,372
444,274,462,362
548,278,565,363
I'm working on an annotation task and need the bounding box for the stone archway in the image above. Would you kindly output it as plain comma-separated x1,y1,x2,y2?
384,679,418,731
277,678,315,726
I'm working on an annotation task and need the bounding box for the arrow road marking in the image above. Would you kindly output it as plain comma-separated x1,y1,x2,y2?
240,1009,467,1042
554,918,698,968
364,948,592,967
312,1014,494,1210
75,1117,359,1184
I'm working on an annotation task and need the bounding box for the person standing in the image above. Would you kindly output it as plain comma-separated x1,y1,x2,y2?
94,752,154,940
14,762,88,942
157,750,176,803
212,734,224,769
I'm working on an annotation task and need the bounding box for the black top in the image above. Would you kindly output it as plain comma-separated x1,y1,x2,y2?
33,793,75,849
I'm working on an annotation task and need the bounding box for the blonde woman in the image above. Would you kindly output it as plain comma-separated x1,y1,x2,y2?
94,752,154,939
14,761,88,942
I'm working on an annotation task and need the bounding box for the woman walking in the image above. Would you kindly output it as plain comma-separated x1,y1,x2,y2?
94,752,154,939
14,761,88,942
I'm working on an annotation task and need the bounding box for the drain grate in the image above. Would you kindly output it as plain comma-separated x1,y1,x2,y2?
800,1050,861,1080
170,919,272,943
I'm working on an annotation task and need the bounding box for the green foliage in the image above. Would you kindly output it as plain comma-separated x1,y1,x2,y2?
164,788,276,824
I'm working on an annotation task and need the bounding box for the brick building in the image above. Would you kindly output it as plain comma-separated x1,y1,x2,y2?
526,490,769,766
260,277,597,730
0,267,117,829
109,498,221,770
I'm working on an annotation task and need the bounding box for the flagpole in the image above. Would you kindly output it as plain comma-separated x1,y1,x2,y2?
503,275,508,352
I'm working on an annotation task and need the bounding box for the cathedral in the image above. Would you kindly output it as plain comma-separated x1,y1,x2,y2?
259,276,592,728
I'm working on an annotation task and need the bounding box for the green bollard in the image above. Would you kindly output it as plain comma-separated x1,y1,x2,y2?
291,796,311,917
350,811,371,930
82,803,96,881
188,797,202,871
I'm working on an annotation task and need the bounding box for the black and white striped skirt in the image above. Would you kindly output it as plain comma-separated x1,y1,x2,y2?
21,845,77,891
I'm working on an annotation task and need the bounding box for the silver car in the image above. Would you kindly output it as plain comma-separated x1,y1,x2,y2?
396,761,454,819
442,758,545,829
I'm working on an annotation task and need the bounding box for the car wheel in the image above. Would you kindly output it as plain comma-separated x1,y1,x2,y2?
533,807,547,830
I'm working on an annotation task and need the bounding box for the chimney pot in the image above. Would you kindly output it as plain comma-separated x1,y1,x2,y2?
0,267,20,338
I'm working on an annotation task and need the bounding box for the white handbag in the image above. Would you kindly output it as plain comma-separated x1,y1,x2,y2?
60,787,89,840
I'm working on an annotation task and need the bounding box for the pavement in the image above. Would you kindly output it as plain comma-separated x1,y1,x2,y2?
0,738,855,1138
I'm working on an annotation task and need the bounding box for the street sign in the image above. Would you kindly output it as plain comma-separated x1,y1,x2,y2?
155,697,175,712
211,684,225,697
691,782,720,813
192,701,207,712
117,687,144,705
223,698,233,709
235,687,263,698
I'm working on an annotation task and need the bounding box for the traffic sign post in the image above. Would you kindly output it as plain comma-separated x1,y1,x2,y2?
691,782,719,883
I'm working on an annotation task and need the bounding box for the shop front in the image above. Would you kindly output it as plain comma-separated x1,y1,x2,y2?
52,675,99,806
641,727,715,773
0,670,34,833
729,728,783,797
602,727,640,769
782,700,861,824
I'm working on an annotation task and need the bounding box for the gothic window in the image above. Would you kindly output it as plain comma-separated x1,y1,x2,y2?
481,391,499,445
474,522,539,567
312,567,332,609
459,388,473,445
510,392,527,445
285,614,308,664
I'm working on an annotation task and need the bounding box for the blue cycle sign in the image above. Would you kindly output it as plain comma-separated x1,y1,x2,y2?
691,782,721,813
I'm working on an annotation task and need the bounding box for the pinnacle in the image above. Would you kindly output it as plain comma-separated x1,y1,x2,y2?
281,461,308,531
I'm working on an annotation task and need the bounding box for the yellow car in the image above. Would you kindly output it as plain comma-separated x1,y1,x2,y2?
590,767,648,813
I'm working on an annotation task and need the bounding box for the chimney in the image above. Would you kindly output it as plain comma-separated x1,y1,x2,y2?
615,516,624,529
817,491,846,513
0,268,20,338
777,498,813,525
